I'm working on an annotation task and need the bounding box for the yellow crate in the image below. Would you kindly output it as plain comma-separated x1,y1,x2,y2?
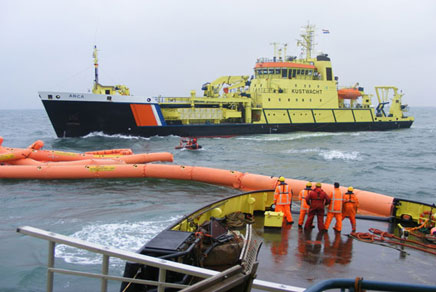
264,211,284,228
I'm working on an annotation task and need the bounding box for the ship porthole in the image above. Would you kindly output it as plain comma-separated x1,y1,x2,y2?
56,95,60,99
147,98,151,102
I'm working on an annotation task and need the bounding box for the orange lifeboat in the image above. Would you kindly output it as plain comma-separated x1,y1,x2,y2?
338,88,361,100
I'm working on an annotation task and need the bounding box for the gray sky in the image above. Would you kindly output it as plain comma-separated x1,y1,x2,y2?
1,0,436,109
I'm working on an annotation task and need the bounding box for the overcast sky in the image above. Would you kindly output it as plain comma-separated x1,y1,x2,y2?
1,0,436,109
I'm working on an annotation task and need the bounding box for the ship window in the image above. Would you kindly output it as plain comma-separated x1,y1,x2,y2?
326,67,333,81
302,98,305,102
48,95,53,99
282,69,288,78
279,98,281,102
320,99,322,102
288,98,290,102
296,69,301,75
107,96,112,101
275,69,280,74
105,89,110,94
296,98,298,102
310,98,312,102
268,98,271,101
269,69,274,74
305,70,309,75
292,69,296,78
308,70,313,76
263,69,268,74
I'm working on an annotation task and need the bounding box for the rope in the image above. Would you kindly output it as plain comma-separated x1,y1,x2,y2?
350,228,436,256
225,212,255,229
121,268,140,292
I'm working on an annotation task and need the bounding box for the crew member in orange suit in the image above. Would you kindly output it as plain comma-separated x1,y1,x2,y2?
324,182,344,232
298,182,312,228
273,176,293,224
342,186,359,232
305,182,330,231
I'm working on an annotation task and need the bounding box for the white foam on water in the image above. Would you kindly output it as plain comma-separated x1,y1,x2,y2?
285,148,321,154
319,150,361,161
55,216,182,266
83,131,151,140
285,148,362,161
237,132,360,142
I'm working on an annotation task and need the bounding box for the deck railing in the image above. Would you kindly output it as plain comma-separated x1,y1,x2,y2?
16,226,304,292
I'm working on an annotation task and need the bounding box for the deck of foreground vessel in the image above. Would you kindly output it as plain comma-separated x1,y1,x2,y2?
254,214,434,289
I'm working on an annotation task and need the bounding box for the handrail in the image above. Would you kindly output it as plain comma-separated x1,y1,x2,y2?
16,226,304,292
304,278,436,292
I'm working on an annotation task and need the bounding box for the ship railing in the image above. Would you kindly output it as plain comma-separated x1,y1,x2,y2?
157,96,192,103
304,278,435,292
16,226,304,292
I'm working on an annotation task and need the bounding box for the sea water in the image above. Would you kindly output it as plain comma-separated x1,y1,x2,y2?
0,107,435,291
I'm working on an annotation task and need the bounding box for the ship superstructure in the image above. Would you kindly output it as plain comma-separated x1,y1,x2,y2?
39,24,413,138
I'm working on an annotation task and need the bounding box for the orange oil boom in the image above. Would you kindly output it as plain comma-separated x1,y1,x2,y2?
0,163,392,217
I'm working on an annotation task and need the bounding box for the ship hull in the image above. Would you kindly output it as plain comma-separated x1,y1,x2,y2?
41,99,413,138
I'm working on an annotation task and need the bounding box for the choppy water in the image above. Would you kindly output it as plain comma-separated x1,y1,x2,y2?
0,107,435,291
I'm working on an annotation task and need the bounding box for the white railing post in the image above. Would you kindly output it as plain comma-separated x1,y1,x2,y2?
101,254,109,292
158,268,166,292
47,241,55,292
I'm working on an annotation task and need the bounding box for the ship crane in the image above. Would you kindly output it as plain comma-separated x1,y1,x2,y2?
375,86,407,118
201,76,250,98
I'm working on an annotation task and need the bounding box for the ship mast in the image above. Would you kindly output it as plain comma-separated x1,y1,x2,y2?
93,45,99,85
297,24,315,60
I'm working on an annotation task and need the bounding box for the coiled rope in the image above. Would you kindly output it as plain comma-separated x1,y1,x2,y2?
350,228,436,256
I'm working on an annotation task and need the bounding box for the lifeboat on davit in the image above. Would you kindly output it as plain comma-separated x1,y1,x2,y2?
338,88,361,100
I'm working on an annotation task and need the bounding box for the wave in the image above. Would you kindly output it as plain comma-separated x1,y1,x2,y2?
55,216,181,266
285,148,362,161
237,132,360,142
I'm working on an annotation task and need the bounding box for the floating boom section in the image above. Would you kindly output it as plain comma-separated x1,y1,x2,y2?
0,163,393,217
0,138,173,165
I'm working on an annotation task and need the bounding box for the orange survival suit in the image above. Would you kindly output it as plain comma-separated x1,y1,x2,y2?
305,185,330,231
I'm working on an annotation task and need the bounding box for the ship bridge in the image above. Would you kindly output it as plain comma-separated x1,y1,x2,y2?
254,60,318,80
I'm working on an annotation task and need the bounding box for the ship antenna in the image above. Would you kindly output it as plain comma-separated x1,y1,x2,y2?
93,45,99,85
283,43,288,60
270,42,279,61
297,23,315,60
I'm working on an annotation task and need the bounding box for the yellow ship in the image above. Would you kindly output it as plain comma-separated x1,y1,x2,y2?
39,24,413,137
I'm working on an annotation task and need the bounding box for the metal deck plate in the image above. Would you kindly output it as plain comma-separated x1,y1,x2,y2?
252,214,435,289
144,230,193,253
